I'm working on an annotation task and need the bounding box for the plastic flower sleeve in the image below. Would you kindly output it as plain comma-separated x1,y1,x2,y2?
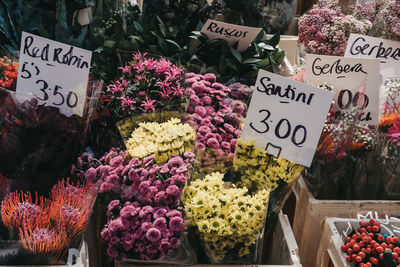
116,112,197,166
183,72,249,175
0,82,101,195
183,171,270,264
0,178,98,265
81,148,197,264
375,78,400,199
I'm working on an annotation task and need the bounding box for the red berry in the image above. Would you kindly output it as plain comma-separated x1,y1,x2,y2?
359,221,364,226
360,228,367,233
393,252,399,259
393,237,399,243
341,245,348,251
394,247,400,254
353,244,361,252
387,237,393,243
358,252,366,258
397,257,400,263
374,243,380,249
365,248,371,254
376,246,384,253
367,226,373,232
369,233,374,238
347,248,353,255
350,239,356,246
359,241,365,247
346,255,351,262
374,221,381,227
346,237,351,243
366,262,372,267
352,234,357,240
363,237,369,243
369,219,375,225
370,257,378,265
372,225,379,232
379,253,384,260
382,243,388,250
356,256,363,263
378,234,385,241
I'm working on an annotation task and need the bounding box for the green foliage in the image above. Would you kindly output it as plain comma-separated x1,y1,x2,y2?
0,0,94,56
187,31,285,83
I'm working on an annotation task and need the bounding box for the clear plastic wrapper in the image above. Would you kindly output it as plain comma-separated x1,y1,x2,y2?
184,171,270,264
0,82,100,265
75,145,197,264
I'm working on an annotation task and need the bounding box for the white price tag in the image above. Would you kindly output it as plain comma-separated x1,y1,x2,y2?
16,32,92,117
345,34,400,111
200,19,262,52
305,54,380,125
241,70,334,167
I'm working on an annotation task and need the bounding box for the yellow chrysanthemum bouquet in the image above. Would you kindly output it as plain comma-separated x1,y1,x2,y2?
117,112,196,165
184,172,269,263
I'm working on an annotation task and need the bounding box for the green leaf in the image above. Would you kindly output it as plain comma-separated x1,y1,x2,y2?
268,33,280,47
272,50,285,64
256,58,270,68
243,58,262,64
230,47,242,63
258,43,275,51
166,39,181,49
104,40,116,48
133,21,143,33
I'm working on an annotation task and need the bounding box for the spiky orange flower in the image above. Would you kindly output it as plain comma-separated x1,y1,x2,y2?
1,191,50,229
19,226,68,256
49,179,94,241
379,113,400,127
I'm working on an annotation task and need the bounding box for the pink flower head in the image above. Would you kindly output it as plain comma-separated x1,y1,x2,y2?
118,65,131,74
166,185,181,197
120,96,135,108
141,98,156,112
108,81,124,93
207,138,220,149
169,216,184,232
146,228,162,242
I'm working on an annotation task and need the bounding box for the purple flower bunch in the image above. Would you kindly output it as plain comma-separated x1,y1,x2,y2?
101,200,185,260
84,147,194,260
183,73,248,169
298,0,372,56
70,152,101,184
105,52,186,120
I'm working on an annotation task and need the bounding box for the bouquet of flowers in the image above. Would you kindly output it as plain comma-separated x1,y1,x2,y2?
184,171,270,263
0,86,98,195
0,56,18,91
78,147,196,263
369,0,400,41
104,52,186,121
298,0,374,56
0,179,97,265
376,78,400,199
184,72,249,173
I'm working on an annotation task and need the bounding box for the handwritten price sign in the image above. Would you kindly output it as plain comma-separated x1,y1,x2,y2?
16,32,92,117
305,54,380,125
200,20,262,52
241,70,334,167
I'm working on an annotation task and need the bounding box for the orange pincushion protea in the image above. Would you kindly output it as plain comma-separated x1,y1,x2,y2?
1,191,49,229
19,226,68,255
49,179,93,236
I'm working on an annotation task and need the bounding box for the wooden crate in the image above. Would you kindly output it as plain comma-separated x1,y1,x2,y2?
115,212,301,267
316,218,400,267
292,177,400,267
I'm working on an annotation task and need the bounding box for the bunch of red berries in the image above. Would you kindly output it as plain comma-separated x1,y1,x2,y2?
341,219,400,266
